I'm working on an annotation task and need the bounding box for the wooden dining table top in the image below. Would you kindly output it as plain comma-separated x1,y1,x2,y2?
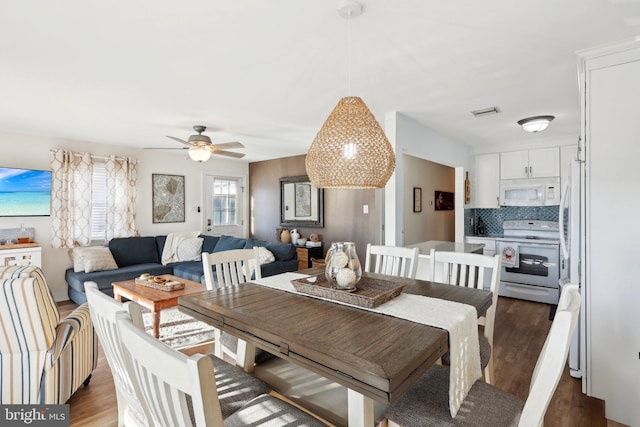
178,269,492,404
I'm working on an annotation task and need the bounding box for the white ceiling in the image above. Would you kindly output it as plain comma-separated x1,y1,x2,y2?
1,0,639,163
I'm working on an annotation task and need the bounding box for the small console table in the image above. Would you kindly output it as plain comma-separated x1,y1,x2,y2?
295,244,323,271
0,243,42,268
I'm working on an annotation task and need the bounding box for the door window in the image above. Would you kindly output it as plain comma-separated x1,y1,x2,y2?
204,175,244,236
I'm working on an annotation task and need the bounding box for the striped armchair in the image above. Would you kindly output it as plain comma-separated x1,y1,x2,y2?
0,265,98,404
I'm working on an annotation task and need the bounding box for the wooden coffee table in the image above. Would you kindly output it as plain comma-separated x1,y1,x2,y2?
112,274,205,338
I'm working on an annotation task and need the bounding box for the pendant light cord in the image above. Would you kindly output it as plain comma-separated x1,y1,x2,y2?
347,9,352,96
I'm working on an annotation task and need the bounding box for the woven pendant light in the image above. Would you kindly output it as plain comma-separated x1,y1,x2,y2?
306,96,396,189
305,0,396,189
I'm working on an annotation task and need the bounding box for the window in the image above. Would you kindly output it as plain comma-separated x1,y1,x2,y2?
212,178,238,226
91,163,107,241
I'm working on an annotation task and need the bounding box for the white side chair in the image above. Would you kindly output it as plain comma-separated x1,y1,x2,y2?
202,248,262,290
429,249,502,384
116,311,327,427
364,243,420,278
384,283,580,427
85,282,151,427
202,248,263,370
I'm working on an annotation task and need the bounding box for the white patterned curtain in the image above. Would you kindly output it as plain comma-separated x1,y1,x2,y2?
50,150,93,248
104,155,138,240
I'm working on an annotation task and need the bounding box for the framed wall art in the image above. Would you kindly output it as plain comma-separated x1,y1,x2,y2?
435,190,454,211
413,187,422,213
152,174,185,223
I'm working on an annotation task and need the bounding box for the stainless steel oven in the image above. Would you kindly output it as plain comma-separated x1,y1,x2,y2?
495,220,561,305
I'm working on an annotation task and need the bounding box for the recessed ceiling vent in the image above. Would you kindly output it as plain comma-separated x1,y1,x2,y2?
471,106,500,117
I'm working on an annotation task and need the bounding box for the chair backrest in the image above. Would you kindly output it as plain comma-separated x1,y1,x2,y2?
117,310,223,427
84,282,150,426
430,249,501,344
202,248,262,290
0,267,60,403
519,283,580,427
364,243,420,279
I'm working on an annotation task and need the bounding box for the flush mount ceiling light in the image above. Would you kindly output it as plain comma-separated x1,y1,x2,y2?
305,0,396,189
517,115,555,133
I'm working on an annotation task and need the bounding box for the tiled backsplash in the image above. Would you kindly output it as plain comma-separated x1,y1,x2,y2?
464,206,559,236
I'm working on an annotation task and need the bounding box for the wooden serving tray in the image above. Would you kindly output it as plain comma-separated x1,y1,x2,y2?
135,277,185,291
291,274,404,308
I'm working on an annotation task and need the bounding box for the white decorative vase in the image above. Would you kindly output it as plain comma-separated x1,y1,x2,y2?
290,229,300,245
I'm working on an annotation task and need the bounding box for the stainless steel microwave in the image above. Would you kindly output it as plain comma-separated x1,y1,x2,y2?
500,177,561,206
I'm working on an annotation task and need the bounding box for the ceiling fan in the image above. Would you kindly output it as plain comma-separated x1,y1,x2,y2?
147,125,245,162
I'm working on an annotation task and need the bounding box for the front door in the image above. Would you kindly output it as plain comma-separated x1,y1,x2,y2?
203,175,244,236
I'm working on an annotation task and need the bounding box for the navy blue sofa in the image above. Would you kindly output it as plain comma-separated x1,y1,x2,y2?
65,234,299,305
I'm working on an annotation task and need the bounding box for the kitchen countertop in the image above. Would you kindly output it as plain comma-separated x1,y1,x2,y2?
407,240,485,255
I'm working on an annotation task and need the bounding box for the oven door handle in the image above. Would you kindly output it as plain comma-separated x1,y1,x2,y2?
497,241,559,250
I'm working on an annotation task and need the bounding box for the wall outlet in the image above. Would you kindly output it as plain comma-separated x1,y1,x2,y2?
363,205,369,214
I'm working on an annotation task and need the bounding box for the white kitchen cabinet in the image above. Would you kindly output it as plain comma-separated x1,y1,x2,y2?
474,153,500,208
579,39,640,426
0,245,42,268
500,147,560,179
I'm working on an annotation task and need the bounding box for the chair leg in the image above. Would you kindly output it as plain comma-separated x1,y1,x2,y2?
484,355,494,385
83,374,92,386
213,328,223,358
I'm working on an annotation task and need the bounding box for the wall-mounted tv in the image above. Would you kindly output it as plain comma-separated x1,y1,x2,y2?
0,167,52,216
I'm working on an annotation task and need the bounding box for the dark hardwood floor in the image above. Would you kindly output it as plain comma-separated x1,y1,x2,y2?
62,296,605,426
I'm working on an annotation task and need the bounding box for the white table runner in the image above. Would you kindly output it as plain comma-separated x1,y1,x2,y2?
251,272,481,417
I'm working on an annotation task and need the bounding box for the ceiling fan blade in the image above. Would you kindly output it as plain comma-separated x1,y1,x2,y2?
213,150,246,159
166,136,193,146
144,147,188,150
211,141,244,150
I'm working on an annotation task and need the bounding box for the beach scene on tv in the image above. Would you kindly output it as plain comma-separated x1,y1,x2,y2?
0,167,52,216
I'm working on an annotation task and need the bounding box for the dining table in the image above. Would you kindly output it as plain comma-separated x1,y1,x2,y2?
178,268,492,427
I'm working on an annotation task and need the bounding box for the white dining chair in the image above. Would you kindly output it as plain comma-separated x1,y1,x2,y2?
202,248,262,290
85,282,151,427
364,243,420,278
202,248,264,369
384,283,580,427
429,249,502,384
116,310,327,427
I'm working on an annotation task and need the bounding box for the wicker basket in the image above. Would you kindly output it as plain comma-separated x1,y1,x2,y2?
135,277,185,291
291,273,404,308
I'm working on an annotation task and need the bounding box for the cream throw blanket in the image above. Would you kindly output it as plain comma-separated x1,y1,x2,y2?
161,231,200,265
251,272,481,417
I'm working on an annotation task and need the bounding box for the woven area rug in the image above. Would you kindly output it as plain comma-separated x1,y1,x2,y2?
141,307,216,350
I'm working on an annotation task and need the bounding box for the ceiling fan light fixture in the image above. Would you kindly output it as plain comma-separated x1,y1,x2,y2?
188,146,212,162
517,115,555,133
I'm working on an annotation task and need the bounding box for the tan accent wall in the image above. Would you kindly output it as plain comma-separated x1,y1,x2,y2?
403,154,455,246
249,154,380,260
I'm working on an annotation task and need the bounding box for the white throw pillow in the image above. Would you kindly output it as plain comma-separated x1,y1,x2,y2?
83,247,119,273
244,247,275,280
72,246,110,273
256,247,275,265
176,237,203,262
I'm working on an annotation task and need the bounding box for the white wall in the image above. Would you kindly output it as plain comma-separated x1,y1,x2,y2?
0,130,248,301
384,112,471,246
